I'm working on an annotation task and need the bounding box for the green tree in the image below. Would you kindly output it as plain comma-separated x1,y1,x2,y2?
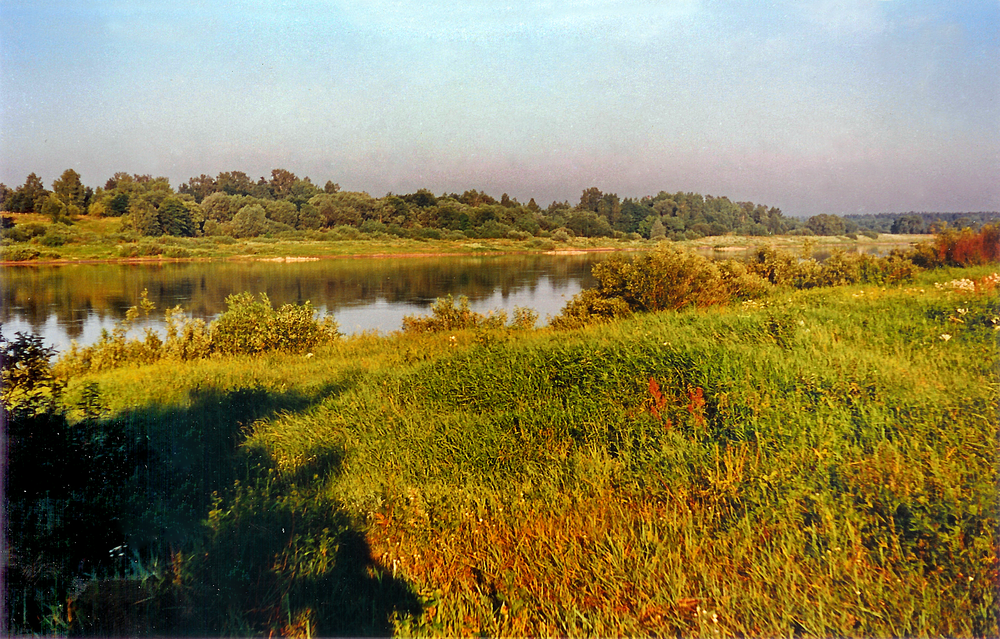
806,214,846,236
265,200,299,227
649,218,666,239
231,203,267,238
578,187,603,212
52,169,87,210
297,203,323,230
158,197,195,236
216,171,255,196
268,169,297,199
566,210,613,237
891,214,925,234
4,173,49,213
108,192,130,216
179,174,218,203
127,198,162,236
39,193,70,223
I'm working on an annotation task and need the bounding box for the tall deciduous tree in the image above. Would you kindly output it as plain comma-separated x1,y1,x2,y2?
268,169,297,199
231,203,267,238
158,197,195,236
216,171,255,196
179,174,218,203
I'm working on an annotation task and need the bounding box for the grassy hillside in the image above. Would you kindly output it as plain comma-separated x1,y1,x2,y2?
15,263,995,636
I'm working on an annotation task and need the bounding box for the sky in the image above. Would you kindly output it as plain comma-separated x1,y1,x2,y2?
1,0,997,217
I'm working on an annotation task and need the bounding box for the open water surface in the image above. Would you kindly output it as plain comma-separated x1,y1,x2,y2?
1,242,912,352
1,252,620,351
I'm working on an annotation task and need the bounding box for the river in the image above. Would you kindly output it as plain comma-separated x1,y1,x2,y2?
1,252,623,351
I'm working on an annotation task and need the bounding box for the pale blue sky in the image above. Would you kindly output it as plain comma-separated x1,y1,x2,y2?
2,0,997,215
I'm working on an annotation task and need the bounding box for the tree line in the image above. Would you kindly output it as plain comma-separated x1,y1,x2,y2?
842,211,1000,234
3,168,986,241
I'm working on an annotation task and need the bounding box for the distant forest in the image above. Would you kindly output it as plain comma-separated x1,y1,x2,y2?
1,169,995,241
843,211,1000,234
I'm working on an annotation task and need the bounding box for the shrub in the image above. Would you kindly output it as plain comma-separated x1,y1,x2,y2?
401,295,508,334
528,238,555,251
161,306,213,361
57,291,339,374
932,224,1000,266
548,289,633,329
552,246,747,328
212,293,339,356
359,219,387,235
602,246,733,312
39,228,72,247
117,242,165,258
1,245,40,261
815,250,920,287
411,227,441,241
745,246,799,286
332,225,363,241
1,330,65,417
510,307,539,330
3,222,47,242
716,259,772,300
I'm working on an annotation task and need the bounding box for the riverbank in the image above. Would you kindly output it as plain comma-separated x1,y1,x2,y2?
7,261,996,636
0,210,926,265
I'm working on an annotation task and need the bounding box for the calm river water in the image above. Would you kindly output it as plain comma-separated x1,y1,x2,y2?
2,252,625,351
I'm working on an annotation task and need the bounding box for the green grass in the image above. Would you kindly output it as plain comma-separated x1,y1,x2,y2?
25,265,1000,636
2,212,925,264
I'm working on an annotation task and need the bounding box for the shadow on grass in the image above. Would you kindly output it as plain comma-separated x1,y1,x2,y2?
7,377,422,636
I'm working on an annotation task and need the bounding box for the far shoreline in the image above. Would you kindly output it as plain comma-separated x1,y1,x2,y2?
0,233,926,268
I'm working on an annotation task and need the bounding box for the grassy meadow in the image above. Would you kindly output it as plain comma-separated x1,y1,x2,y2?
9,259,996,636
0,211,927,264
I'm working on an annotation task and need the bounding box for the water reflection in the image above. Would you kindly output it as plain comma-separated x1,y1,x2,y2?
2,253,613,350
1,243,914,351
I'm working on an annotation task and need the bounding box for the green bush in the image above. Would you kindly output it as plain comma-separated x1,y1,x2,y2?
2,222,47,242
57,291,340,375
331,225,363,240
548,288,633,329
1,331,66,417
212,293,340,356
745,246,800,285
39,227,74,247
401,295,509,334
164,247,192,258
1,245,40,261
552,246,758,328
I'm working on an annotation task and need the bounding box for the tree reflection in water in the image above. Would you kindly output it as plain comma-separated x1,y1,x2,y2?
2,253,619,348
